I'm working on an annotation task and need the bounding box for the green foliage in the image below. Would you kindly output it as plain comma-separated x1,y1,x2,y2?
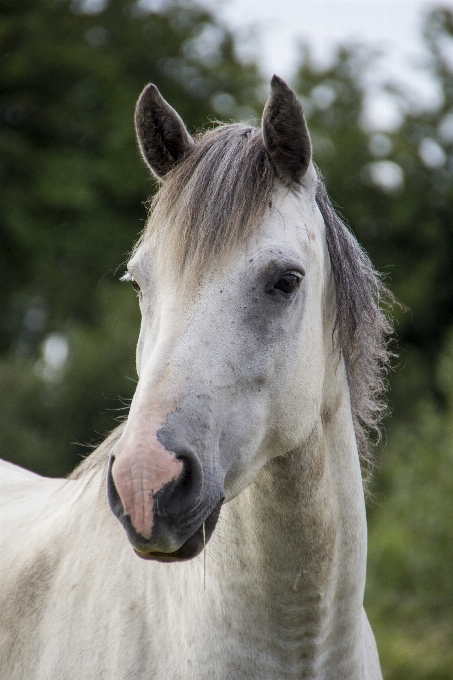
366,331,453,678
0,284,138,476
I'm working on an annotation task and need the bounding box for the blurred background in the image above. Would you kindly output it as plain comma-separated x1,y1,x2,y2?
1,0,453,676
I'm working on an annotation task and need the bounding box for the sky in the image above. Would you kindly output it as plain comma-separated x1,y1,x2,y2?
202,0,453,130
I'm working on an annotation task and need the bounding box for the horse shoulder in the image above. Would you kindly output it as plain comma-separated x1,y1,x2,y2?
0,458,69,543
0,460,166,678
0,462,82,678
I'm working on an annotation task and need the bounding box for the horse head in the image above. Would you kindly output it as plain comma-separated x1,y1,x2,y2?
107,77,339,561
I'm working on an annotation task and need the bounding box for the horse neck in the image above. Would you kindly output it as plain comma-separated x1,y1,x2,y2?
212,360,368,678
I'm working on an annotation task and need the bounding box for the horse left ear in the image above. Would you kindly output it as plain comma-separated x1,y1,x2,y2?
135,84,194,179
262,75,312,186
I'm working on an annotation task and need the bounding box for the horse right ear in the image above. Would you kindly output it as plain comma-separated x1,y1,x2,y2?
135,84,194,179
262,75,312,186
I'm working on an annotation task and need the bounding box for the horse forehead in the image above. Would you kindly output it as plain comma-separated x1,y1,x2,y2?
257,188,324,254
129,185,323,289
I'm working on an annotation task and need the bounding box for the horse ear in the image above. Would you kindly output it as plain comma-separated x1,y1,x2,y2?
135,84,194,179
262,75,312,185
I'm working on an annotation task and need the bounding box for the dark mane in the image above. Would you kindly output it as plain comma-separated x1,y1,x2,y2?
72,124,393,486
315,179,394,484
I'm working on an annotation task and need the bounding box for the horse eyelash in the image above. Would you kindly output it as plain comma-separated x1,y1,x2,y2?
120,272,132,283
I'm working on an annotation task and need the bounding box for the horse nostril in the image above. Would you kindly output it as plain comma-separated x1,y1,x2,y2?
176,456,195,493
106,454,124,521
155,448,203,520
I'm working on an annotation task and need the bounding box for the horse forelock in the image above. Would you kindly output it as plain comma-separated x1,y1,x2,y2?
73,124,393,491
139,124,276,283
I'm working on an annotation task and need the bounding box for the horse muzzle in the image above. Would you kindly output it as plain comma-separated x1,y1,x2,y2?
106,449,224,562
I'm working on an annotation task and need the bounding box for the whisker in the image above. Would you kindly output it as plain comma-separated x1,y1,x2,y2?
202,521,206,591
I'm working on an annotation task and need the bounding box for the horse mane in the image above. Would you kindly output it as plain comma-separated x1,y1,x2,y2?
315,178,394,484
71,123,393,487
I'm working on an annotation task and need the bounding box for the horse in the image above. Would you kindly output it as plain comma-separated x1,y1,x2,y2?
0,75,392,679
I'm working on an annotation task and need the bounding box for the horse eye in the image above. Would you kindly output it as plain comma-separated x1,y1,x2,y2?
274,273,300,294
120,271,141,293
131,278,141,293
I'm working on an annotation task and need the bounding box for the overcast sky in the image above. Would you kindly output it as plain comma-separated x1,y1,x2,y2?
203,0,453,129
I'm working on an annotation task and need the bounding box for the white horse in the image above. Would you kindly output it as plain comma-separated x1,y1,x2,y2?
0,76,392,679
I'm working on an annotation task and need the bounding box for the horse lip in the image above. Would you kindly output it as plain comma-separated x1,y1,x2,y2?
132,500,223,563
133,549,185,563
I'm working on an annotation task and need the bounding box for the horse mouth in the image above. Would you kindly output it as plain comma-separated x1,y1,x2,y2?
133,500,223,563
